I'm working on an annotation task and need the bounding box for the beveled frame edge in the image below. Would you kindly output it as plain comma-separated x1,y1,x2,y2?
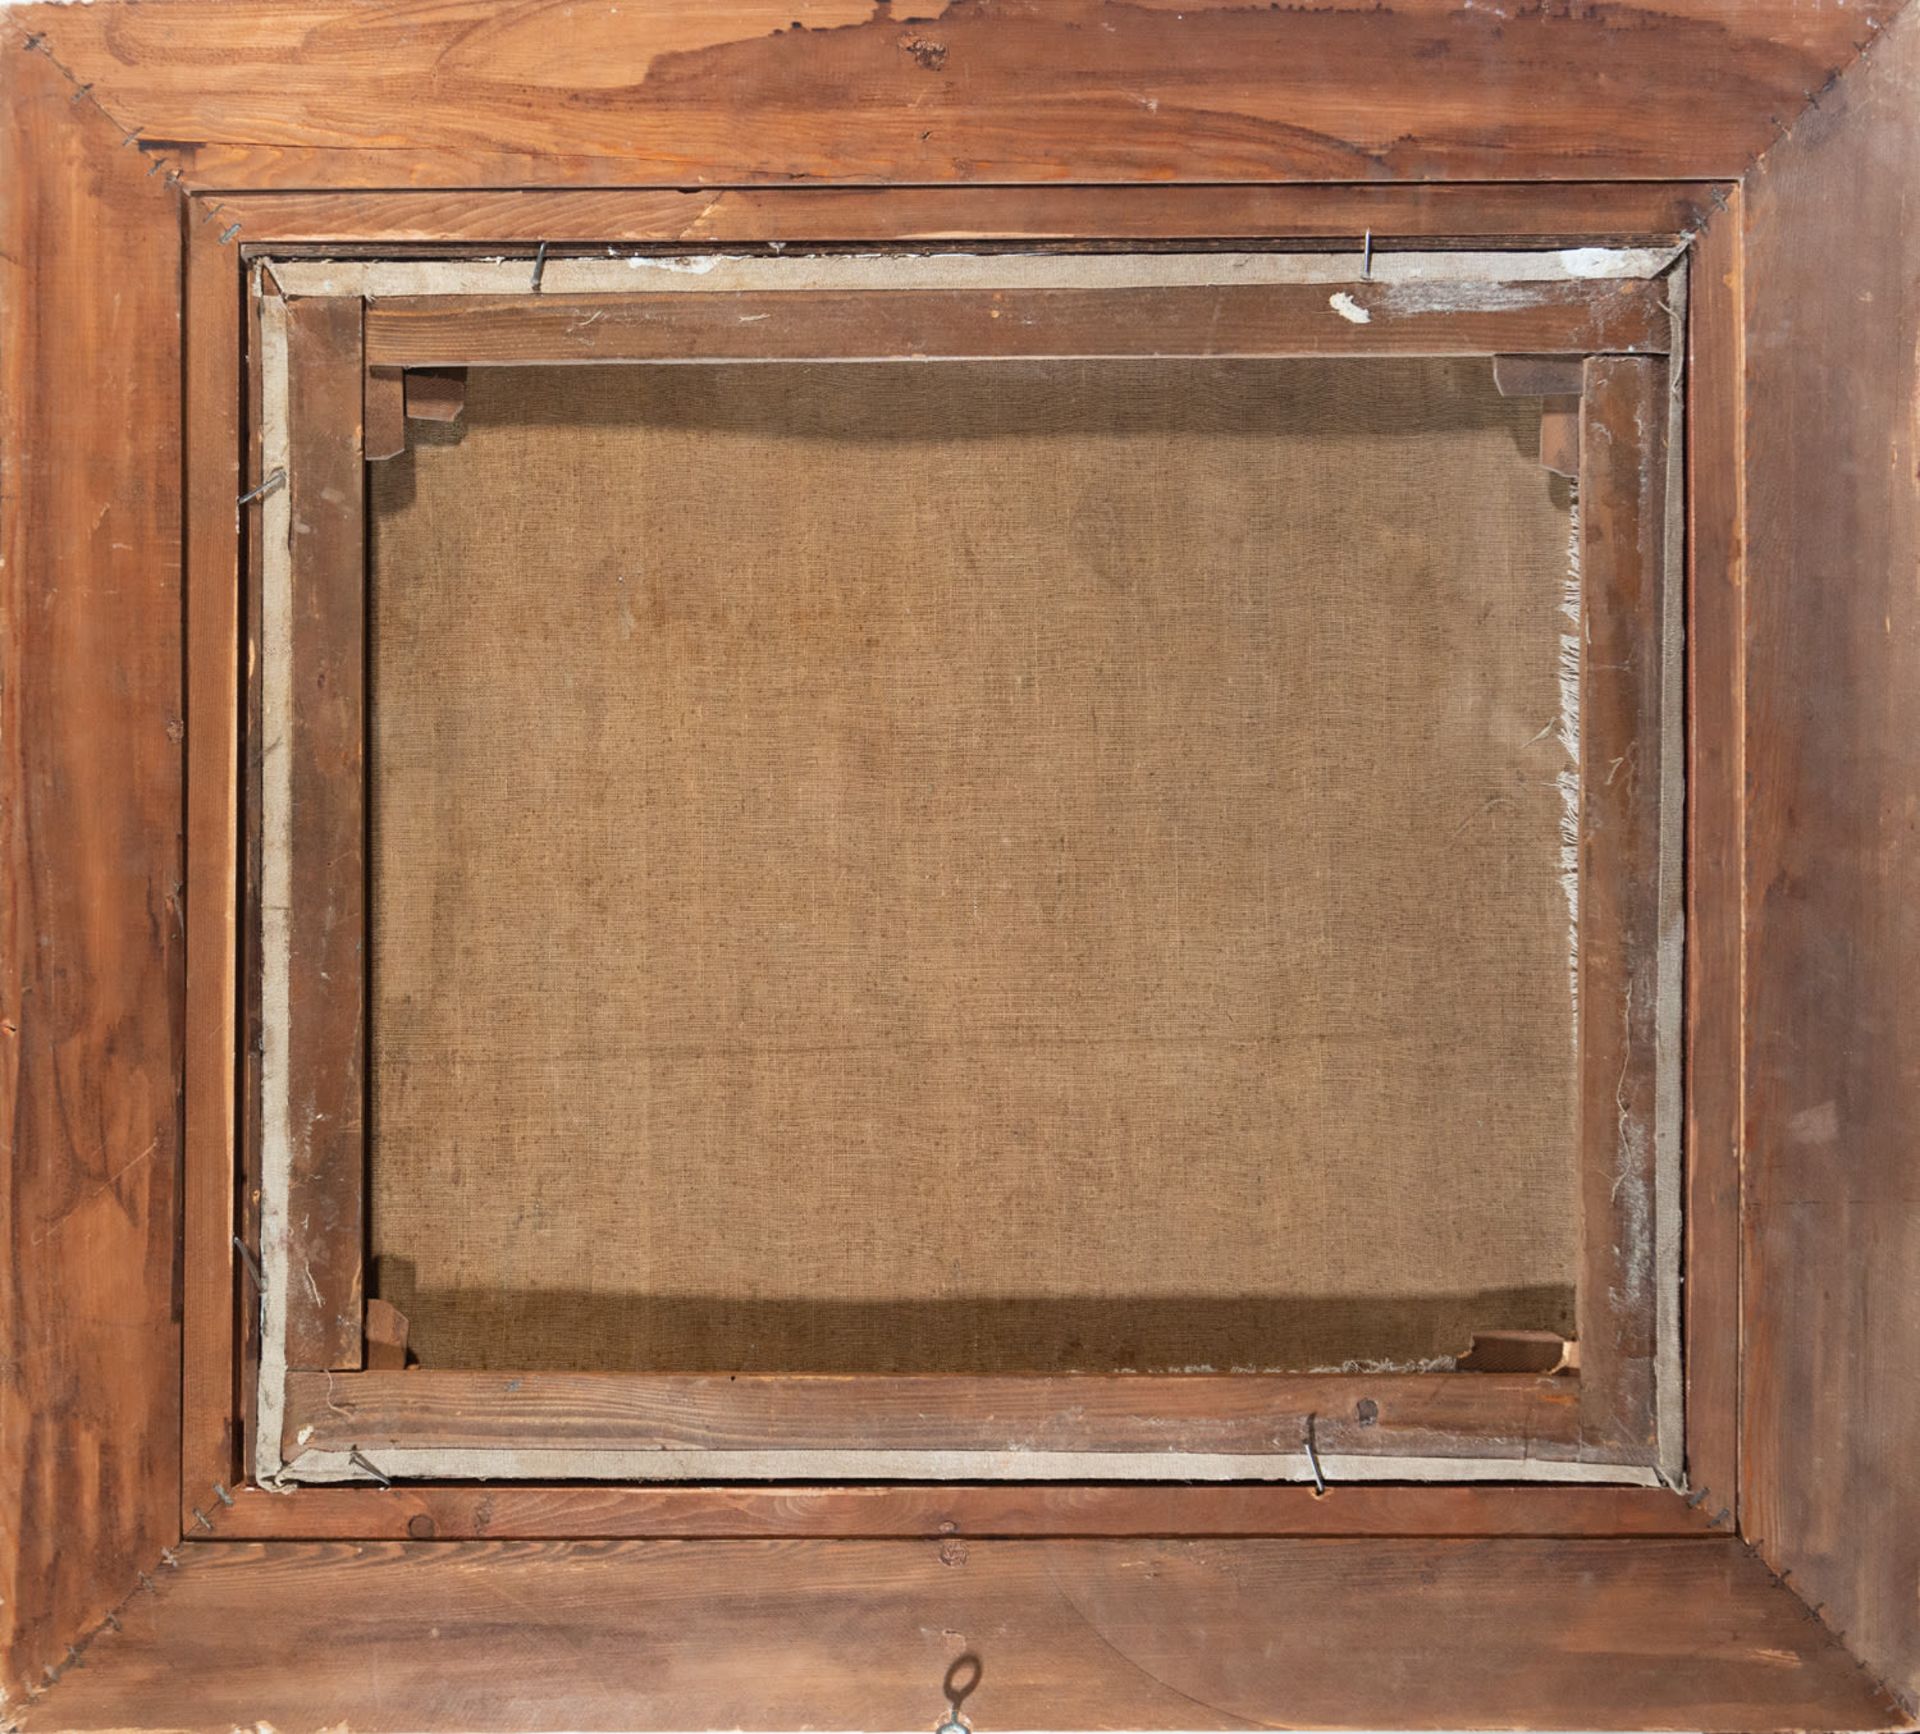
177,187,1745,1554
0,29,187,1717
20,1536,1911,1734
182,182,1735,1556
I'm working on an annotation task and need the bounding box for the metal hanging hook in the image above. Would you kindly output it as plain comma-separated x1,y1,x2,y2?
938,1652,982,1733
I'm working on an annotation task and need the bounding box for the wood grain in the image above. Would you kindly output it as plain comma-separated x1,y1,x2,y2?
363,281,1671,368
1575,357,1669,1461
1682,193,1745,1522
364,364,406,461
4,0,1917,1715
282,1370,1581,1462
17,0,1889,188
1741,2,1920,1714
364,1299,409,1372
401,367,466,422
0,33,185,1708
180,208,247,1528
217,183,1723,248
1494,356,1588,398
22,1538,1900,1732
212,1480,1714,1541
279,295,366,1373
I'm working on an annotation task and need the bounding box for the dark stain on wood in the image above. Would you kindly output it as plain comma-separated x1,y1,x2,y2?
22,0,1878,185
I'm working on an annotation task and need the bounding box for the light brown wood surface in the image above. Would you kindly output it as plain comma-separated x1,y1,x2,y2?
208,1481,1717,1542
18,1537,1903,1732
11,0,1897,188
1741,2,1920,1717
361,281,1672,369
181,213,247,1534
0,36,186,1708
282,1370,1583,1462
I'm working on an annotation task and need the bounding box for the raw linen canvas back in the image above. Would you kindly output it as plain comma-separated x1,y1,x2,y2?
365,355,1581,1376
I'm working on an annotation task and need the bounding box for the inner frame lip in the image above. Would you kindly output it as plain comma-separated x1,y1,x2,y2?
246,244,1686,1491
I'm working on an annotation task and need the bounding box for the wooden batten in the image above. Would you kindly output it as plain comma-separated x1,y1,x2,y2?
278,1370,1594,1478
274,294,367,1376
358,280,1672,367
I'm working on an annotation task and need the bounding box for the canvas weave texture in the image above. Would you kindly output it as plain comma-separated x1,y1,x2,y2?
367,357,1579,1373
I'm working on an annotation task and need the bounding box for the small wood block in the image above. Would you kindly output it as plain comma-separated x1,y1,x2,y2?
364,366,407,460
1540,397,1581,477
365,1298,412,1371
404,366,467,423
1457,1331,1577,1375
1493,354,1587,398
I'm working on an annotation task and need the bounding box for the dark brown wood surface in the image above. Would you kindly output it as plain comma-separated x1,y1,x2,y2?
283,1370,1581,1462
1575,357,1668,1462
219,183,1721,249
0,33,186,1708
280,295,367,1373
21,1538,1900,1732
210,1481,1715,1542
1741,2,1920,1716
1682,194,1745,1525
362,280,1672,369
14,0,1895,188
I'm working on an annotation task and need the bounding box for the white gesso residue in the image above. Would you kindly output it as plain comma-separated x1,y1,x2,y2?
1552,246,1628,278
1558,488,1582,1036
625,253,721,273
